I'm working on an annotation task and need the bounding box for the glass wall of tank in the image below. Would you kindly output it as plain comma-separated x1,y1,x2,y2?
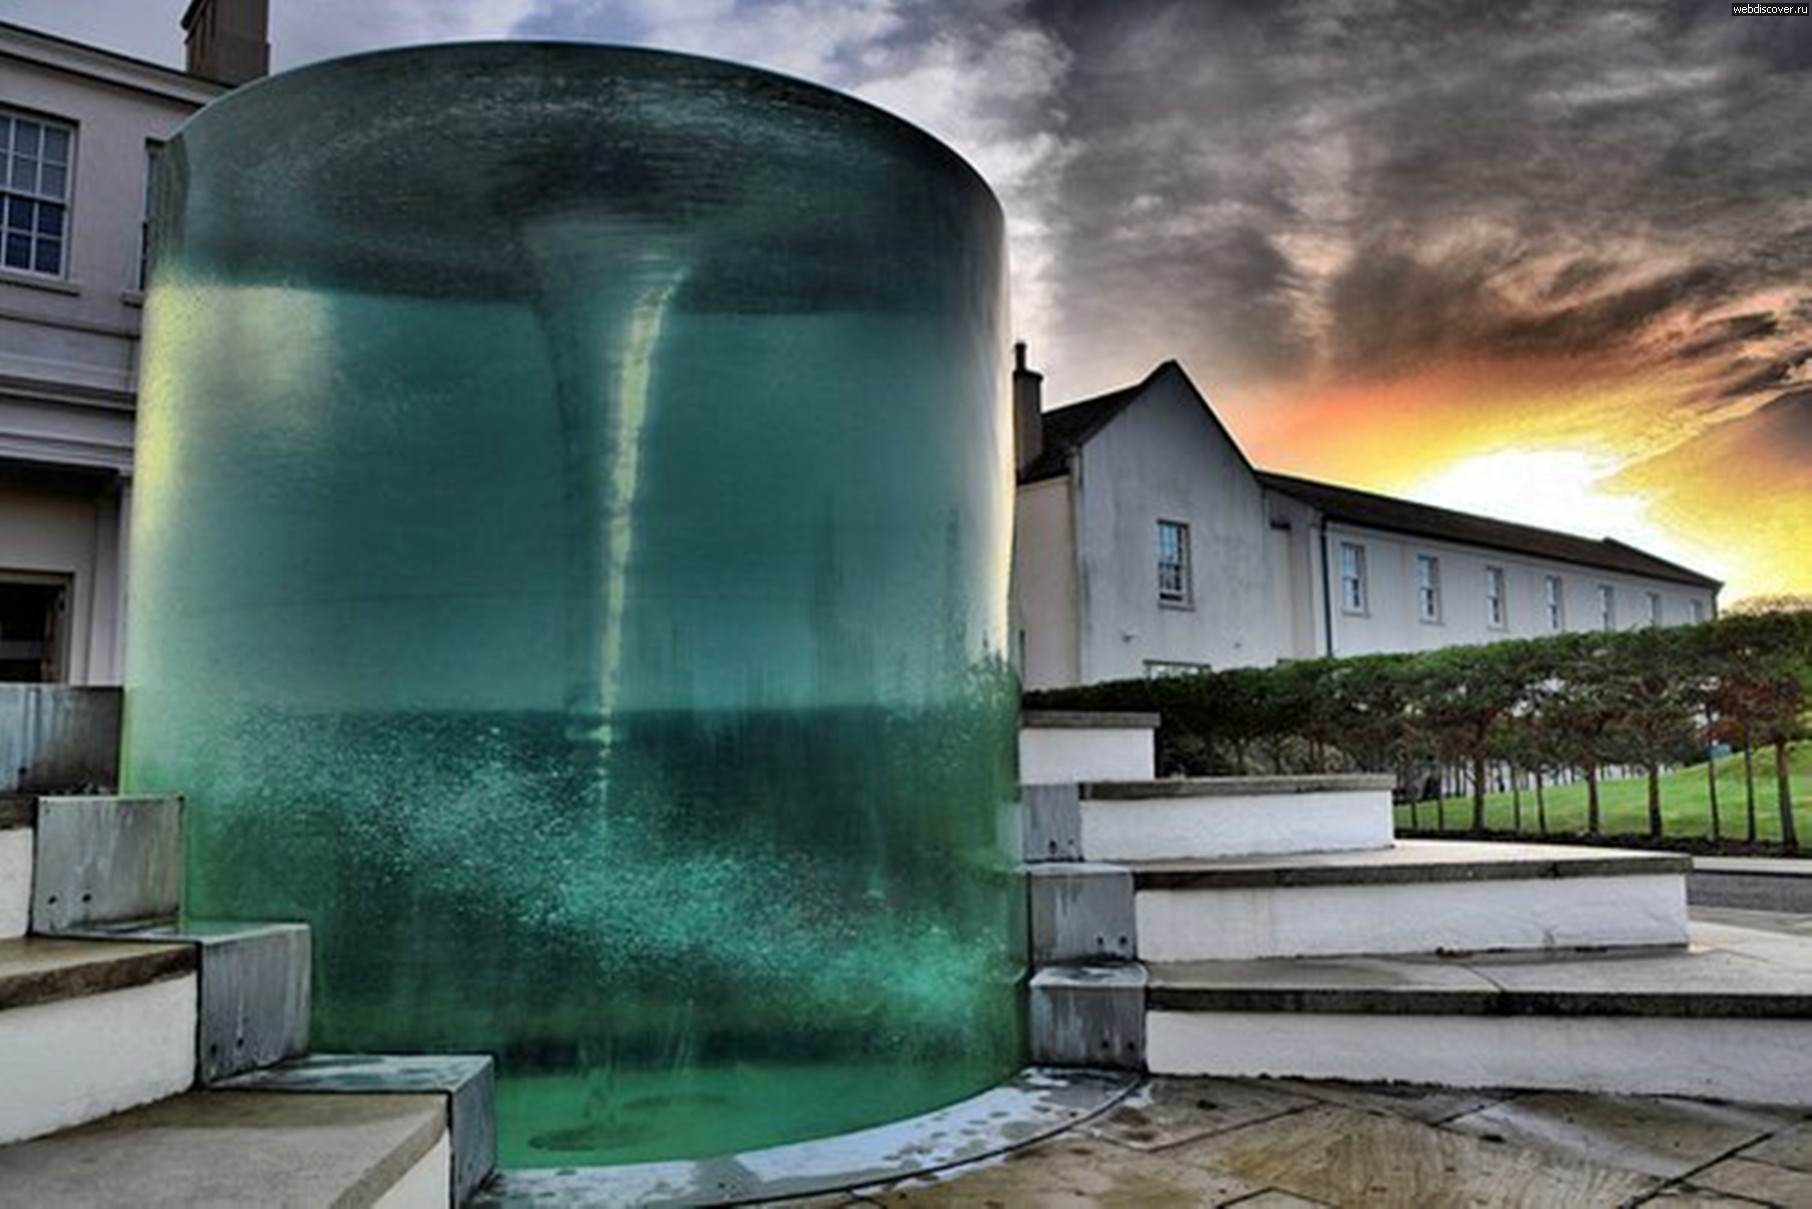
126,44,1022,1167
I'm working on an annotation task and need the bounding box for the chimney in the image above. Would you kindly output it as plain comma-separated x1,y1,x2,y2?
1013,341,1044,475
183,0,271,86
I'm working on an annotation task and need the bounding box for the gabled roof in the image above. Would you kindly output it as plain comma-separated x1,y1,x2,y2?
1019,371,1155,483
1020,360,1257,484
1019,358,1721,591
1258,471,1722,589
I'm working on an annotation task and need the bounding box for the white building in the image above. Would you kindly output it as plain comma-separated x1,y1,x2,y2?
1014,356,1721,689
0,3,263,684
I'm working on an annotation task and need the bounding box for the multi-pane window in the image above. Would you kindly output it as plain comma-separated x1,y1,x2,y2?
1647,591,1663,627
1544,575,1564,631
1485,566,1507,628
1690,599,1706,624
1416,555,1442,622
1,111,73,277
1339,542,1367,613
1157,520,1190,604
1598,584,1616,631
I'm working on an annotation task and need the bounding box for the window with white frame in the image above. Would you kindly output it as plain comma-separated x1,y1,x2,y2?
1646,591,1663,627
1485,566,1507,628
1544,575,1564,631
1339,541,1367,613
2,110,73,277
1416,554,1442,622
1598,584,1616,631
1157,520,1190,604
1690,599,1706,624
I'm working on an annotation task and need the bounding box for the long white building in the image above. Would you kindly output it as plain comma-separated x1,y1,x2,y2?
1013,355,1721,689
0,3,263,684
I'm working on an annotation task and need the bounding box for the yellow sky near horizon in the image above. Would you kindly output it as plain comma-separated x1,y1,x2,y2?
1225,357,1809,604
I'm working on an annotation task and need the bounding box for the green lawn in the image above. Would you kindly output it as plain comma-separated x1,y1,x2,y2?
1395,742,1812,849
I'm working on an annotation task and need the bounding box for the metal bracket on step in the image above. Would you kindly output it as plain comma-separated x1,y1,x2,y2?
1028,862,1136,963
1022,783,1082,862
1030,964,1147,1069
31,795,182,932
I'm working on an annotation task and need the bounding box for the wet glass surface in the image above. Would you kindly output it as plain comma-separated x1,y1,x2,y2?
125,43,1021,1167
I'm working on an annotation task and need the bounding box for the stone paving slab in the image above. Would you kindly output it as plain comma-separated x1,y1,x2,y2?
1737,1119,1812,1172
864,1076,1812,1208
1160,1103,1659,1206
1077,1077,1314,1152
1692,1155,1812,1203
1266,1079,1507,1126
1442,1093,1803,1179
863,1136,1269,1206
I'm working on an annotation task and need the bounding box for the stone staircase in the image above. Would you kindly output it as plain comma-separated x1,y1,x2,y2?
0,689,496,1206
1022,712,1812,1105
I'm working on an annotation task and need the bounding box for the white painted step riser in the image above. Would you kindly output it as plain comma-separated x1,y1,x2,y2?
1082,791,1393,862
1021,728,1154,785
0,974,196,1144
1148,1011,1812,1107
374,1131,452,1209
1,828,29,940
1136,874,1689,962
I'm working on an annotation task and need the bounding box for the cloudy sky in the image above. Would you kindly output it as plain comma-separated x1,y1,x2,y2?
10,0,1809,600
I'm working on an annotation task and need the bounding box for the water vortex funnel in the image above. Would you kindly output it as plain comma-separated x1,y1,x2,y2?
125,42,1022,1166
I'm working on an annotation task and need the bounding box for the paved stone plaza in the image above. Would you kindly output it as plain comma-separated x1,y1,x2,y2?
799,909,1812,1207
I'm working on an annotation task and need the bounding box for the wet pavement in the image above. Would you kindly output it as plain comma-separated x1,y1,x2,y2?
807,1076,1812,1207
791,908,1812,1207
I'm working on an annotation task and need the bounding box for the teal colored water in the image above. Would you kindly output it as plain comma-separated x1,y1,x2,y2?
125,44,1022,1165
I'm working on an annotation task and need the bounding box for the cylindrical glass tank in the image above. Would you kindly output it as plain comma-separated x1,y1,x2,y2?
125,44,1021,1167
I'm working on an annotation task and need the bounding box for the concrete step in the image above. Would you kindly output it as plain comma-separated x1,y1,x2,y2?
0,936,198,1144
0,1088,452,1207
1021,711,1159,785
1140,917,1812,1106
1129,839,1690,962
1077,776,1396,862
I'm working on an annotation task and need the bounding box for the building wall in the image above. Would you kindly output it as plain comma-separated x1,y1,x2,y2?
1316,520,1718,658
0,26,220,683
1070,366,1292,682
1015,474,1080,689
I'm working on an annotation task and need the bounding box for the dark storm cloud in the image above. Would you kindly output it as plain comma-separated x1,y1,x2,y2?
1020,0,1812,400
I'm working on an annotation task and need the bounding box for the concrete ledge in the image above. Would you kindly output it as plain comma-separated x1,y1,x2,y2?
1083,774,1396,798
0,1089,448,1207
1022,711,1161,730
1146,1011,1812,1105
1129,840,1690,891
220,1053,496,1205
1081,787,1394,863
1691,857,1812,913
1144,920,1812,1104
0,937,194,1011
